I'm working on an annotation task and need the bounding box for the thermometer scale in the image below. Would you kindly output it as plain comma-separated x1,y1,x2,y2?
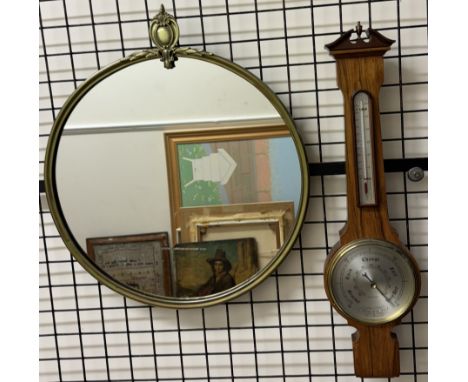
323,24,420,378
354,91,376,206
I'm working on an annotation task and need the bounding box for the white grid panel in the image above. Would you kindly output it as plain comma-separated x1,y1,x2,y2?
39,1,428,381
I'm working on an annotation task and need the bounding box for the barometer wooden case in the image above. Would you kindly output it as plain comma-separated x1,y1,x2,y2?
323,24,421,378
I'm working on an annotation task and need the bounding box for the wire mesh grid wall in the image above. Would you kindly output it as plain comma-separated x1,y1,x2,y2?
39,1,428,381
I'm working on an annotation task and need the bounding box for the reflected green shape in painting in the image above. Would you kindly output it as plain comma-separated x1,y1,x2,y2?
177,143,222,207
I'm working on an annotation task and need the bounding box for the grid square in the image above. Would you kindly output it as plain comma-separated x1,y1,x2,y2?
180,330,206,354
334,348,354,375
45,54,73,82
306,300,333,326
401,55,428,83
290,91,315,119
301,221,326,248
289,64,315,92
302,247,327,274
40,1,65,28
258,10,284,39
81,333,106,358
381,113,402,140
371,0,398,30
132,355,157,380
65,0,92,24
261,66,289,93
380,85,401,113
387,193,406,220
226,302,253,328
229,328,254,353
260,39,287,66
279,301,306,326
177,17,203,46
257,351,284,376
129,331,156,355
155,355,183,379
254,327,282,352
39,287,52,313
308,324,334,351
400,27,428,56
278,275,305,300
89,0,118,23
39,334,58,359
39,360,59,380
108,357,132,380
400,0,428,27
182,355,209,379
69,25,96,53
153,330,181,355
122,20,152,51
56,334,83,358
251,276,278,301
283,351,310,376
281,326,308,351
382,138,403,158
383,57,401,84
229,12,257,41
59,358,85,380
324,194,347,222
232,41,261,68
104,332,130,357
404,111,427,139
178,308,203,329
95,23,124,52
43,28,71,55
117,0,146,21
286,8,312,37
208,353,233,377
403,83,428,112
102,308,128,331
312,4,341,34
203,304,228,328
203,15,230,44
206,329,230,353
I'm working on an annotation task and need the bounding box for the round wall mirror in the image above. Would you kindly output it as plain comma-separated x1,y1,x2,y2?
45,7,309,308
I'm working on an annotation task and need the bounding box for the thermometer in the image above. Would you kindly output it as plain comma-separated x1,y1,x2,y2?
353,91,376,206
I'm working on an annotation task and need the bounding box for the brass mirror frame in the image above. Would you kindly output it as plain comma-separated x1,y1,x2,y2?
44,45,310,309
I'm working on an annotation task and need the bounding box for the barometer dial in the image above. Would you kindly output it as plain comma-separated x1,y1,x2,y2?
326,239,418,324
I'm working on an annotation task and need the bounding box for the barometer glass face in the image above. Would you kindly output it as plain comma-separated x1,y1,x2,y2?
328,239,417,324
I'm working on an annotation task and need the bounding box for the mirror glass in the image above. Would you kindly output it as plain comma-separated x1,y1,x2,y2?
48,53,308,307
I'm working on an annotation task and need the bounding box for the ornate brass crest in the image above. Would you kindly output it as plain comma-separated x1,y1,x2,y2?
150,5,180,68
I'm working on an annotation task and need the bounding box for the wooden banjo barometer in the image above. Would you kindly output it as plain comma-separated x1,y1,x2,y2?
323,23,421,378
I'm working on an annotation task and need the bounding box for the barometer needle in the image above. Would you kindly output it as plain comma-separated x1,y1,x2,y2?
361,272,395,306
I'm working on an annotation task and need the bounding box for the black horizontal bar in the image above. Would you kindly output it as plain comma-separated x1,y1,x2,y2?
309,157,428,176
39,157,427,193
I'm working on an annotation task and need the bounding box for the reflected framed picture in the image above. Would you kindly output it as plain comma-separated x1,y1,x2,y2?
164,123,301,240
177,201,295,268
172,238,258,297
86,232,172,296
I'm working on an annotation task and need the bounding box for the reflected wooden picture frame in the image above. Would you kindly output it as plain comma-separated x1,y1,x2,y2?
164,122,292,242
86,232,172,296
178,201,294,268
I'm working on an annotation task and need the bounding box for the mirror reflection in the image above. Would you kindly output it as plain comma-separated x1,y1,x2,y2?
53,55,305,301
